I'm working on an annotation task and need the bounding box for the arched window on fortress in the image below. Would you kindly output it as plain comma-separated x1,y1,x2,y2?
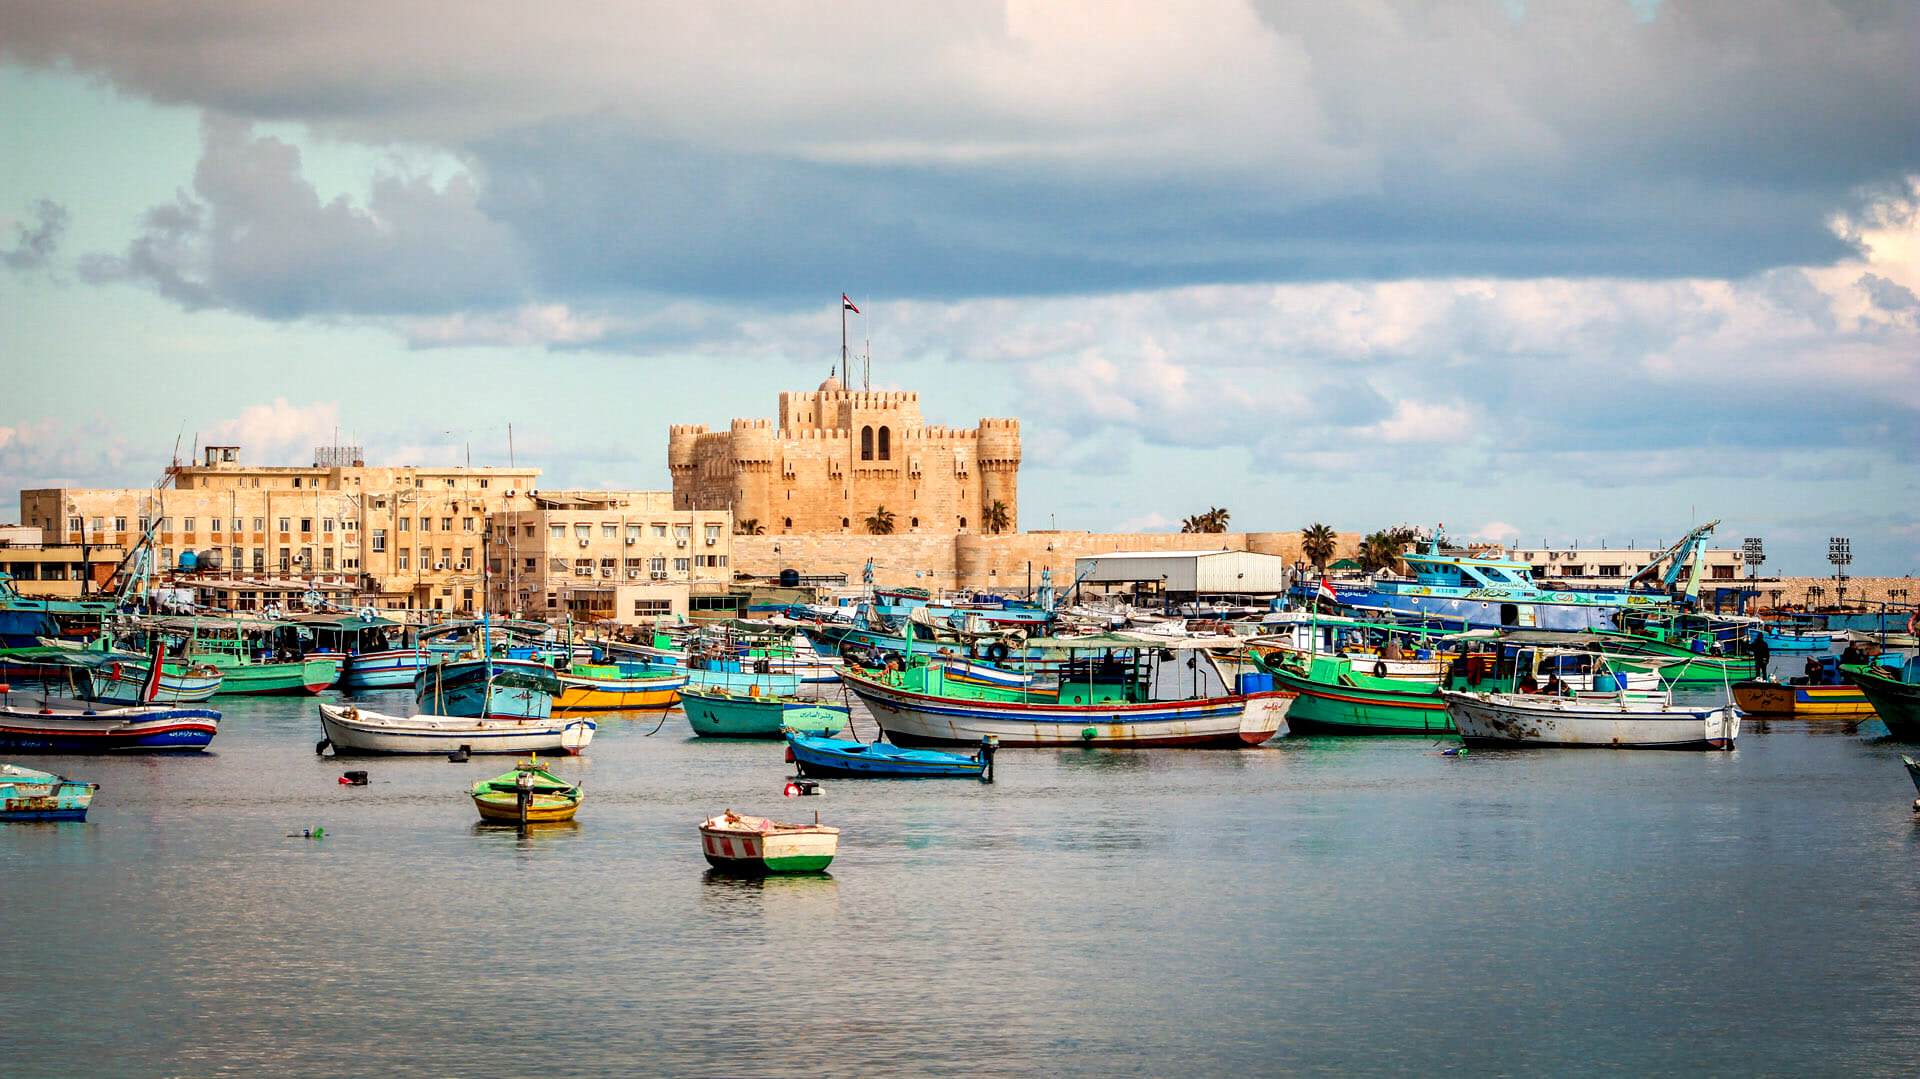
783,518,792,530
861,426,874,461
878,426,891,460
959,517,967,529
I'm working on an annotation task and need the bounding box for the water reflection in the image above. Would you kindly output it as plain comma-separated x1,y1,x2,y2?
699,869,840,920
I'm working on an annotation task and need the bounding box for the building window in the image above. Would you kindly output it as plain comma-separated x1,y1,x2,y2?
653,524,667,537
959,517,968,528
323,549,335,570
461,547,474,566
300,518,312,533
252,550,265,571
183,517,196,532
322,518,334,533
253,518,264,532
675,524,691,539
841,517,850,528
279,517,291,533
910,517,919,529
705,524,721,541
399,518,410,532
480,479,490,489
161,548,174,569
68,516,81,533
878,426,890,460
372,530,386,553
783,517,792,529
575,524,591,539
626,525,641,543
650,557,666,573
441,518,452,532
550,524,566,539
674,558,689,572
279,549,291,571
463,518,475,532
861,425,874,460
524,558,536,572
114,516,127,532
398,550,409,570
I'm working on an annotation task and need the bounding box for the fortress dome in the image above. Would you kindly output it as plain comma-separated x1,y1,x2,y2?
818,374,844,392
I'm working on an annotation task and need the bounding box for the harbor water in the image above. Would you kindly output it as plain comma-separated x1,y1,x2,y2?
3,686,1917,1077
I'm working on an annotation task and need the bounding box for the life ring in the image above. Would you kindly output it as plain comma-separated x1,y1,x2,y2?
1372,661,1388,678
360,605,379,622
1908,610,1919,637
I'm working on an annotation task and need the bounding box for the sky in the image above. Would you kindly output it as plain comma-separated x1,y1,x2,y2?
1,1,1915,576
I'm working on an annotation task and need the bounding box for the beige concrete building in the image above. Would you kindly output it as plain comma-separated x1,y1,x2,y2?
1505,542,1748,584
484,492,733,622
0,529,123,599
669,379,1019,536
20,444,540,612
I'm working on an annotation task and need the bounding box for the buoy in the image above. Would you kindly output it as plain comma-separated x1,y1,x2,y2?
783,782,801,797
1080,726,1097,741
315,738,331,755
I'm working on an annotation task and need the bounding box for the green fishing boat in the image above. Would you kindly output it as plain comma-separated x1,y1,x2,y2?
1261,651,1457,735
141,617,343,695
679,686,849,739
1843,657,1920,739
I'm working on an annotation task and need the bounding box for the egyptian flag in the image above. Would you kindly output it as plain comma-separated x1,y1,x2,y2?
842,294,859,314
140,637,166,703
1317,577,1338,604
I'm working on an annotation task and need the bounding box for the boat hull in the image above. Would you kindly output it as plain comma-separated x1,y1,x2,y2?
203,656,343,695
681,690,848,739
845,671,1286,748
1,765,99,820
1730,680,1876,718
699,816,838,874
318,704,594,755
1443,691,1738,750
786,731,988,779
553,669,687,711
472,792,581,823
339,648,432,689
1841,664,1920,739
1265,662,1450,735
0,702,219,752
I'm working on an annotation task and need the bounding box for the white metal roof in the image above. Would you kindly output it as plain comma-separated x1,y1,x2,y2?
1073,550,1296,594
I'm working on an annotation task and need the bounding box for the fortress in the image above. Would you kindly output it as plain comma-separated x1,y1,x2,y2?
669,377,1019,534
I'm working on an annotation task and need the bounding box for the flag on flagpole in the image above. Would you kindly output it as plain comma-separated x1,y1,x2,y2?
140,637,166,703
842,294,859,314
1317,577,1338,604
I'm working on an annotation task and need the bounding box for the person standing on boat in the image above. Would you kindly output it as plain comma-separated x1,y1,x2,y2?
1750,632,1770,679
1839,640,1868,667
1383,637,1404,662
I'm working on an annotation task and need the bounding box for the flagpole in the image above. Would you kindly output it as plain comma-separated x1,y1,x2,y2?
841,296,848,388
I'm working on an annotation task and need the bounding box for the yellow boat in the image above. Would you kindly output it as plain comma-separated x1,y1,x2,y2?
553,664,687,711
1731,679,1876,719
470,757,583,823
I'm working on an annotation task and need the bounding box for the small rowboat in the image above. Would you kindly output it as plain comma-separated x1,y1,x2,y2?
470,758,582,824
699,810,838,874
317,703,595,756
2,762,99,821
785,729,996,781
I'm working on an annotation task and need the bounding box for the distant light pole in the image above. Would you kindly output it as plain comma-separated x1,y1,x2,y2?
1829,537,1851,609
1742,537,1764,580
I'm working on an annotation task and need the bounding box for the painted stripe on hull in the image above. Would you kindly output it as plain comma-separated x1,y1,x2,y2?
847,676,1284,748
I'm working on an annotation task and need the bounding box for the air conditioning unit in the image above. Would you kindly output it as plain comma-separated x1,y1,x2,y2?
578,538,590,547
676,539,687,548
600,568,614,577
627,570,641,579
625,537,637,545
435,560,448,570
651,571,668,580
457,561,470,570
574,567,592,576
705,537,716,546
505,489,517,498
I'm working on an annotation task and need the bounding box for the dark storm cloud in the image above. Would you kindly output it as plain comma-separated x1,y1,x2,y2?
3,2,1911,316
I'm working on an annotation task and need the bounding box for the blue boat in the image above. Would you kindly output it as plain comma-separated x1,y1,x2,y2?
0,692,219,752
0,571,118,648
785,730,997,781
1753,624,1834,653
1,763,100,820
414,656,563,720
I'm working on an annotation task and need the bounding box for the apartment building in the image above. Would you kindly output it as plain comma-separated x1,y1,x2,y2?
1505,543,1749,585
485,492,734,622
19,444,541,612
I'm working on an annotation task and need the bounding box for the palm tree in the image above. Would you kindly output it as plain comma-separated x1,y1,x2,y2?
1357,527,1417,575
1181,507,1230,534
864,506,896,535
733,518,765,536
983,500,1011,535
1300,523,1337,572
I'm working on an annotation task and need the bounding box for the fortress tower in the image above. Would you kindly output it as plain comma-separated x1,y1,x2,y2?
669,376,1019,535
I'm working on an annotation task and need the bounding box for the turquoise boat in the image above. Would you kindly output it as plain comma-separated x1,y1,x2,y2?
680,686,848,739
415,656,563,720
1843,656,1920,740
1,762,99,821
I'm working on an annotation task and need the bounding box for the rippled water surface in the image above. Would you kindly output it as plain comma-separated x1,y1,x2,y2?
4,687,1916,1077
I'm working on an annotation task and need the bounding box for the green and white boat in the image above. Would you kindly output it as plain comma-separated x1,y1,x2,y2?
1844,656,1920,740
139,617,342,695
679,686,848,739
1262,650,1457,735
699,810,838,874
1590,613,1757,688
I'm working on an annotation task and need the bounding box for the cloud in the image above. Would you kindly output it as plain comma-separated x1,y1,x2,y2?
9,2,1911,316
1470,521,1522,543
401,304,616,349
3,199,68,271
201,399,343,466
79,117,525,318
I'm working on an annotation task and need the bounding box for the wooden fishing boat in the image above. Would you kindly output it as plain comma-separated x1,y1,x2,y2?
414,656,563,720
317,703,594,755
1729,679,1876,719
680,686,848,739
699,810,838,874
785,730,996,780
1,647,223,704
1442,688,1739,750
293,613,431,689
1842,657,1920,739
0,693,219,752
553,663,687,711
843,637,1287,748
1261,651,1454,735
1752,624,1833,653
1593,613,1758,688
470,758,582,823
1,762,100,821
139,617,343,694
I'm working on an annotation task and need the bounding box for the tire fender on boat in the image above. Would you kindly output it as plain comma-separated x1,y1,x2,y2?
1373,661,1388,678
